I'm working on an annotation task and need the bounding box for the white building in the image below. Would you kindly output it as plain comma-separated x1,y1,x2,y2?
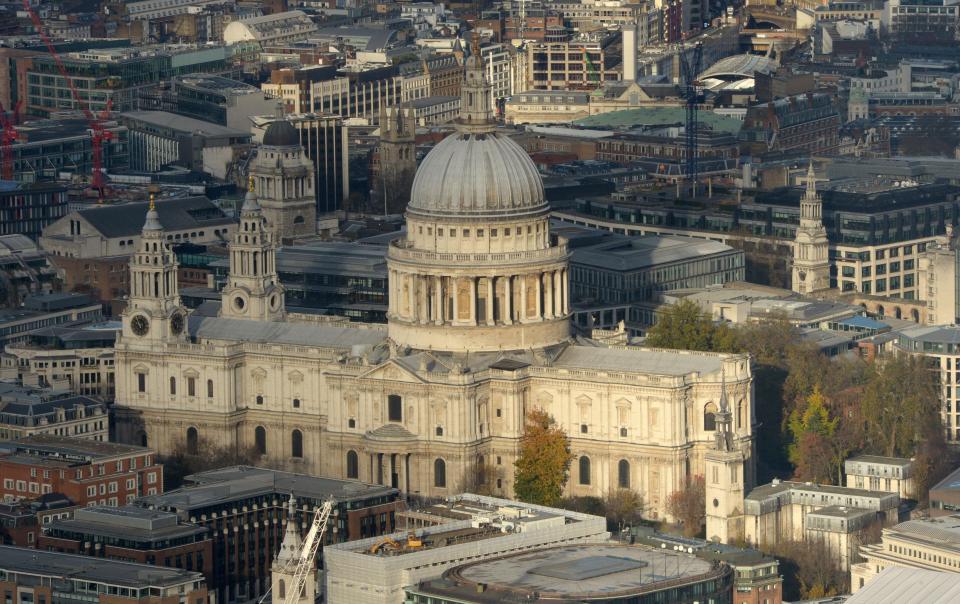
222,11,317,46
111,52,756,519
851,516,960,593
845,455,915,500
895,325,960,444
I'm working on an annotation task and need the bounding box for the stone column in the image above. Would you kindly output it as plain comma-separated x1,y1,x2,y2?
433,276,442,324
535,273,543,320
562,269,569,314
418,276,429,323
452,277,459,323
544,272,554,319
503,276,513,325
469,277,477,326
486,278,495,326
519,276,527,322
553,270,562,318
406,274,415,320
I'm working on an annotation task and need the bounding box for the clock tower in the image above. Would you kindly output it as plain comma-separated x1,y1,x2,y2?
121,194,190,346
705,377,745,544
220,177,286,322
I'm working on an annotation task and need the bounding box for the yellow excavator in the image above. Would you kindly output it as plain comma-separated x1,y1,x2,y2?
368,532,423,554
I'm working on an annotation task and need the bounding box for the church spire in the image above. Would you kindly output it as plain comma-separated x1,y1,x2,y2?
143,193,162,232
275,495,303,567
715,371,733,452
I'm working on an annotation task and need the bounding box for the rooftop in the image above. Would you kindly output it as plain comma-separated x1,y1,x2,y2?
0,434,152,463
140,466,396,511
48,506,207,543
121,111,251,138
845,567,960,604
71,196,233,239
0,545,203,588
574,107,744,134
571,235,738,271
884,515,960,549
411,544,720,602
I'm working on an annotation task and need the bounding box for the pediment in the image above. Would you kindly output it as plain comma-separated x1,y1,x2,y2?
358,359,425,384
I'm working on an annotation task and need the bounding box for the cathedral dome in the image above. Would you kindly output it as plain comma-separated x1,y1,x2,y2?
407,131,546,218
262,120,299,147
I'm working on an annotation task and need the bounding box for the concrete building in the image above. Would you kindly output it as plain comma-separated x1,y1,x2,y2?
324,494,610,604
0,293,103,347
850,515,960,592
222,11,318,46
845,455,916,500
113,53,757,523
0,384,108,442
0,235,61,306
122,0,227,22
918,231,960,324
263,65,404,120
169,74,278,131
848,566,960,603
895,325,960,444
743,479,900,570
881,0,960,42
407,95,461,126
0,546,207,604
406,544,733,604
138,466,402,603
8,117,129,183
526,33,621,90
931,466,960,516
120,111,251,179
39,506,213,584
0,322,118,399
0,435,162,506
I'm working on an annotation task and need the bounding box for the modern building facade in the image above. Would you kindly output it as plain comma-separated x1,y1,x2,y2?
0,182,69,240
844,455,916,500
895,325,960,444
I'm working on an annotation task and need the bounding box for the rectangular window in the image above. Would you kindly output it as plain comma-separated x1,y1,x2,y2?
138,373,146,393
187,377,196,397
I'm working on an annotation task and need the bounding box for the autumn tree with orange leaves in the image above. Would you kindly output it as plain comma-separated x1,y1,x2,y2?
514,408,573,506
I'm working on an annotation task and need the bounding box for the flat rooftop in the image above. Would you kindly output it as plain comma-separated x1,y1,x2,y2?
571,234,738,271
747,479,897,502
47,506,206,542
414,544,718,602
121,111,251,138
0,545,203,587
0,435,151,462
846,455,913,467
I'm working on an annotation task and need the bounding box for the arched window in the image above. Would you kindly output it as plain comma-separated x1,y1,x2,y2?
388,394,402,422
137,431,148,447
478,456,486,485
293,398,301,408
255,426,266,455
291,429,303,458
737,400,745,431
207,379,213,398
186,427,198,456
256,395,264,405
278,580,285,600
618,459,630,489
434,458,446,488
346,450,359,479
294,215,305,224
704,402,718,432
877,304,885,317
579,456,591,485
169,377,176,395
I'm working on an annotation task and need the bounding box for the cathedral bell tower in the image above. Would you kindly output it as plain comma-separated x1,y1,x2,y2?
377,105,416,214
251,116,316,241
791,162,831,295
121,195,190,346
705,376,745,544
220,177,286,322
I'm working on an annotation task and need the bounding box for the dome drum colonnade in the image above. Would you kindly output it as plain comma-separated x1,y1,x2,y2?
386,37,572,353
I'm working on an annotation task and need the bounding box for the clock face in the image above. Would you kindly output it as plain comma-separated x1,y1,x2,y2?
170,312,185,335
131,314,150,337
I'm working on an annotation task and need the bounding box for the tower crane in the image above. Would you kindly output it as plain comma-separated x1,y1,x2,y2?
21,0,113,198
283,497,335,604
678,39,703,197
0,100,22,181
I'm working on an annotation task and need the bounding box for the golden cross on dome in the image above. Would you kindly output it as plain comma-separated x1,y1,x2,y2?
248,174,255,193
149,193,155,211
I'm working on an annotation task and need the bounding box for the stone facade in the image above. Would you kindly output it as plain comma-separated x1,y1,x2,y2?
792,163,831,295
112,52,757,520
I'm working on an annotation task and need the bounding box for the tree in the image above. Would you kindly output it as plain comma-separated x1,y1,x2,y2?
645,299,738,352
665,475,706,537
514,408,573,507
604,488,647,531
787,388,840,483
163,436,260,491
768,539,849,600
861,355,940,458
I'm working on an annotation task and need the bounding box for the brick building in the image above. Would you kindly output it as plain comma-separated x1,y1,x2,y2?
39,506,213,585
136,465,401,604
0,435,162,506
739,93,842,156
0,545,207,604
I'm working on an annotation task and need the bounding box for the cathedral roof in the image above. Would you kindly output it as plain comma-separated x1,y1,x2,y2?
189,315,387,350
407,131,547,218
365,424,417,441
262,120,300,147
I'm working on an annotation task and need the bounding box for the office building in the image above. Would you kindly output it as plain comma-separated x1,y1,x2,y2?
851,515,960,592
39,506,213,584
138,466,402,603
740,93,841,156
325,494,609,604
931,466,960,516
169,74,279,131
0,182,69,240
0,384,108,442
895,325,960,444
8,118,129,183
0,545,207,604
223,11,318,46
0,435,162,505
526,33,621,90
121,111,251,179
881,0,960,42
0,293,103,347
845,455,915,500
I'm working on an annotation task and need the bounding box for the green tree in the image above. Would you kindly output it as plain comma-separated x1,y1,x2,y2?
646,299,738,352
787,388,839,483
514,408,573,506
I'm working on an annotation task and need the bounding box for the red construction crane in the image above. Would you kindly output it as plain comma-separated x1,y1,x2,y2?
21,0,112,197
0,100,19,181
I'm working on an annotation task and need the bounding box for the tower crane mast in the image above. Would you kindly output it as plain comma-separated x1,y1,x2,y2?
284,497,335,604
678,39,703,197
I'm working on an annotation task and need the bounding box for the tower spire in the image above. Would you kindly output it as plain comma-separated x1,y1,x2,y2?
143,193,162,231
457,32,494,131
